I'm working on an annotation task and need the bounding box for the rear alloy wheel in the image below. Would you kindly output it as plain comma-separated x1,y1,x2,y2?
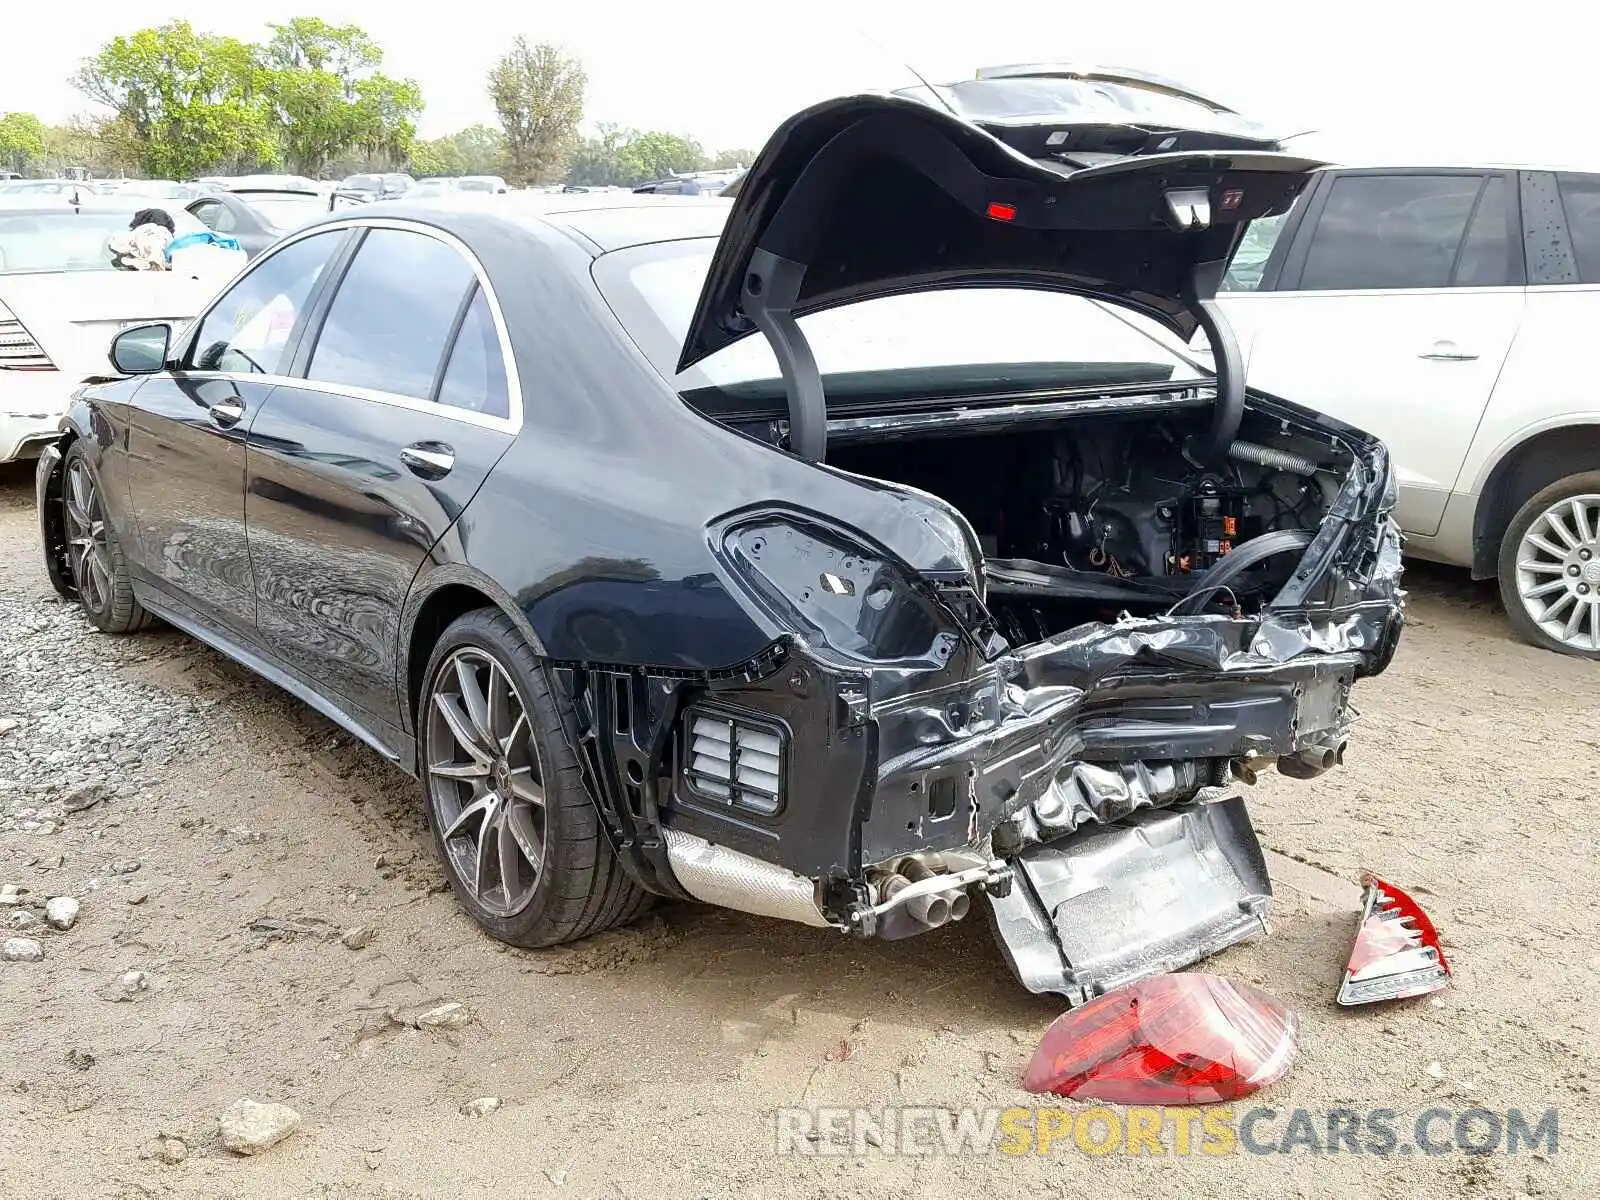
60,442,150,634
419,609,651,946
425,647,546,918
1499,473,1600,657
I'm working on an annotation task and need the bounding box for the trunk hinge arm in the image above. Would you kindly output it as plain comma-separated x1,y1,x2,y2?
742,247,828,462
1163,186,1245,467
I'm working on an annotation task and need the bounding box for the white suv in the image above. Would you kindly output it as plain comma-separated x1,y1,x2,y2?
1218,165,1600,657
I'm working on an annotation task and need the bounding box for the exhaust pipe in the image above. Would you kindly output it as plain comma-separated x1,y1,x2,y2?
661,828,831,927
1276,738,1349,780
882,873,951,928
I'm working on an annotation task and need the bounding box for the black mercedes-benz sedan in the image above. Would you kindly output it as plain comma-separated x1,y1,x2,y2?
37,94,1404,1001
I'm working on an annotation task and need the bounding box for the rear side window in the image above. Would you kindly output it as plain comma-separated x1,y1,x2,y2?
309,228,475,399
436,287,510,418
1453,177,1513,286
1297,175,1494,291
1556,173,1600,283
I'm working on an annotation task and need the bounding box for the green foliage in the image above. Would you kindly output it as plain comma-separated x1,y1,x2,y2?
567,124,720,187
488,38,585,186
70,17,420,178
259,18,422,175
72,21,278,178
412,124,507,177
0,113,46,172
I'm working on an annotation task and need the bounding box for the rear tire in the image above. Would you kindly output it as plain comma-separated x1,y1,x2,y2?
1497,471,1600,658
418,608,651,947
60,441,151,634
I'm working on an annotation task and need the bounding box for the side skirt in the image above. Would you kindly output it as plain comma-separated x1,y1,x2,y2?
134,585,414,771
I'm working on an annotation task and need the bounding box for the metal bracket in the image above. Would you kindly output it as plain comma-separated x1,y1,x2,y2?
741,247,828,462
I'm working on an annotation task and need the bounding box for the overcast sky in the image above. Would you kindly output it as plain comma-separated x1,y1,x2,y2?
2,1,1585,167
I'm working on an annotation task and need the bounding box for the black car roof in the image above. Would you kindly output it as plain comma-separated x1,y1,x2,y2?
313,193,732,256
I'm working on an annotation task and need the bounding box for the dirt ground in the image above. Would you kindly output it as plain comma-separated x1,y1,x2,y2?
1,458,1595,1200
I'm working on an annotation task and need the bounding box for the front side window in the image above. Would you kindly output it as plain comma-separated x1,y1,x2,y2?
1222,210,1292,292
1297,174,1493,291
307,228,475,399
188,230,343,374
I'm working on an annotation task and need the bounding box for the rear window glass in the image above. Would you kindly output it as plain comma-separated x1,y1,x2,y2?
593,239,1205,416
0,208,202,274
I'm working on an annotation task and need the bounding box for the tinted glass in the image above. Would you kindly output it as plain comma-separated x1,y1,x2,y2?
1222,210,1291,292
308,228,475,399
594,239,1204,412
0,209,202,274
1454,177,1513,286
1557,173,1600,283
193,200,236,234
1299,175,1484,291
188,231,341,372
436,287,510,418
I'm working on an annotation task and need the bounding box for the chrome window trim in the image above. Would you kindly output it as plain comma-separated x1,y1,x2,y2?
176,216,523,433
177,370,518,433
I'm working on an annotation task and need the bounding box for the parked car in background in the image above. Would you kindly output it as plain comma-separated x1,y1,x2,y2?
112,180,203,201
0,202,220,461
410,176,511,201
337,172,414,202
1217,163,1600,657
34,92,1403,1001
457,175,509,194
188,188,330,258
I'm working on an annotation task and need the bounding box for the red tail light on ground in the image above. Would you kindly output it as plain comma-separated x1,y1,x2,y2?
1337,874,1452,1005
1023,973,1299,1104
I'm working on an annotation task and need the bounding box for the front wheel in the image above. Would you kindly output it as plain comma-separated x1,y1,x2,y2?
60,441,151,634
418,608,651,947
1497,472,1600,658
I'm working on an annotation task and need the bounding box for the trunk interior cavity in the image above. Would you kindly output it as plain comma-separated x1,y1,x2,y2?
826,407,1354,643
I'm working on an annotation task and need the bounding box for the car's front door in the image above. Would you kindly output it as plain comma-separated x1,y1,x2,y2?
123,228,350,639
1219,169,1526,537
244,224,518,737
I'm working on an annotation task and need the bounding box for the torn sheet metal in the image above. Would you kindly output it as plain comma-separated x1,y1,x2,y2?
987,793,1271,1003
1336,874,1451,1005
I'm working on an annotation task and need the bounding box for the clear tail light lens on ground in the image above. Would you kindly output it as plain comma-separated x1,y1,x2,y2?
1336,874,1452,1005
1023,973,1299,1104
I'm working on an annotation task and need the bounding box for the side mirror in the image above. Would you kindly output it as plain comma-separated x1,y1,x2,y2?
110,323,171,375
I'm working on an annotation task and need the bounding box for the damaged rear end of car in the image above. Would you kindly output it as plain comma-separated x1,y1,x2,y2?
571,93,1404,1001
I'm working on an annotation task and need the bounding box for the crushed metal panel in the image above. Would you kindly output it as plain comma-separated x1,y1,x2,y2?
987,794,1271,1003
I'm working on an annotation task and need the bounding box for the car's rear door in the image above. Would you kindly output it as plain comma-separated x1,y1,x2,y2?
244,223,518,740
123,228,351,640
1218,168,1526,537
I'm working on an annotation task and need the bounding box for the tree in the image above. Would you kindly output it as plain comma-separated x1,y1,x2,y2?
488,38,584,186
412,124,506,177
73,21,277,177
566,125,708,187
706,147,757,171
0,112,46,174
260,18,422,176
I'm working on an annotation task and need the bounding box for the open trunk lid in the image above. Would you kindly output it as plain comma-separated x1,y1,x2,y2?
676,92,1320,464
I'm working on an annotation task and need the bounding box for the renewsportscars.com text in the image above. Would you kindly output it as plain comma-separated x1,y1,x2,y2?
775,1105,1559,1158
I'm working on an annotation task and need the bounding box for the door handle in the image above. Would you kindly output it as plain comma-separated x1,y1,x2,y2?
1418,340,1479,362
207,399,246,427
399,442,455,479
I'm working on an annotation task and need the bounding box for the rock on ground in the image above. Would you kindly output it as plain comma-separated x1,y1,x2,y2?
2,937,43,962
219,1099,302,1155
45,896,80,931
460,1096,502,1117
414,1002,470,1030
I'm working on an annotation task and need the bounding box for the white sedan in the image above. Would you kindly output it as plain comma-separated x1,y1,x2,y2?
0,202,233,462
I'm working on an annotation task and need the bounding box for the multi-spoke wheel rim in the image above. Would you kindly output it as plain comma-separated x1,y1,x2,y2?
63,459,112,615
1515,493,1600,652
424,648,546,917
